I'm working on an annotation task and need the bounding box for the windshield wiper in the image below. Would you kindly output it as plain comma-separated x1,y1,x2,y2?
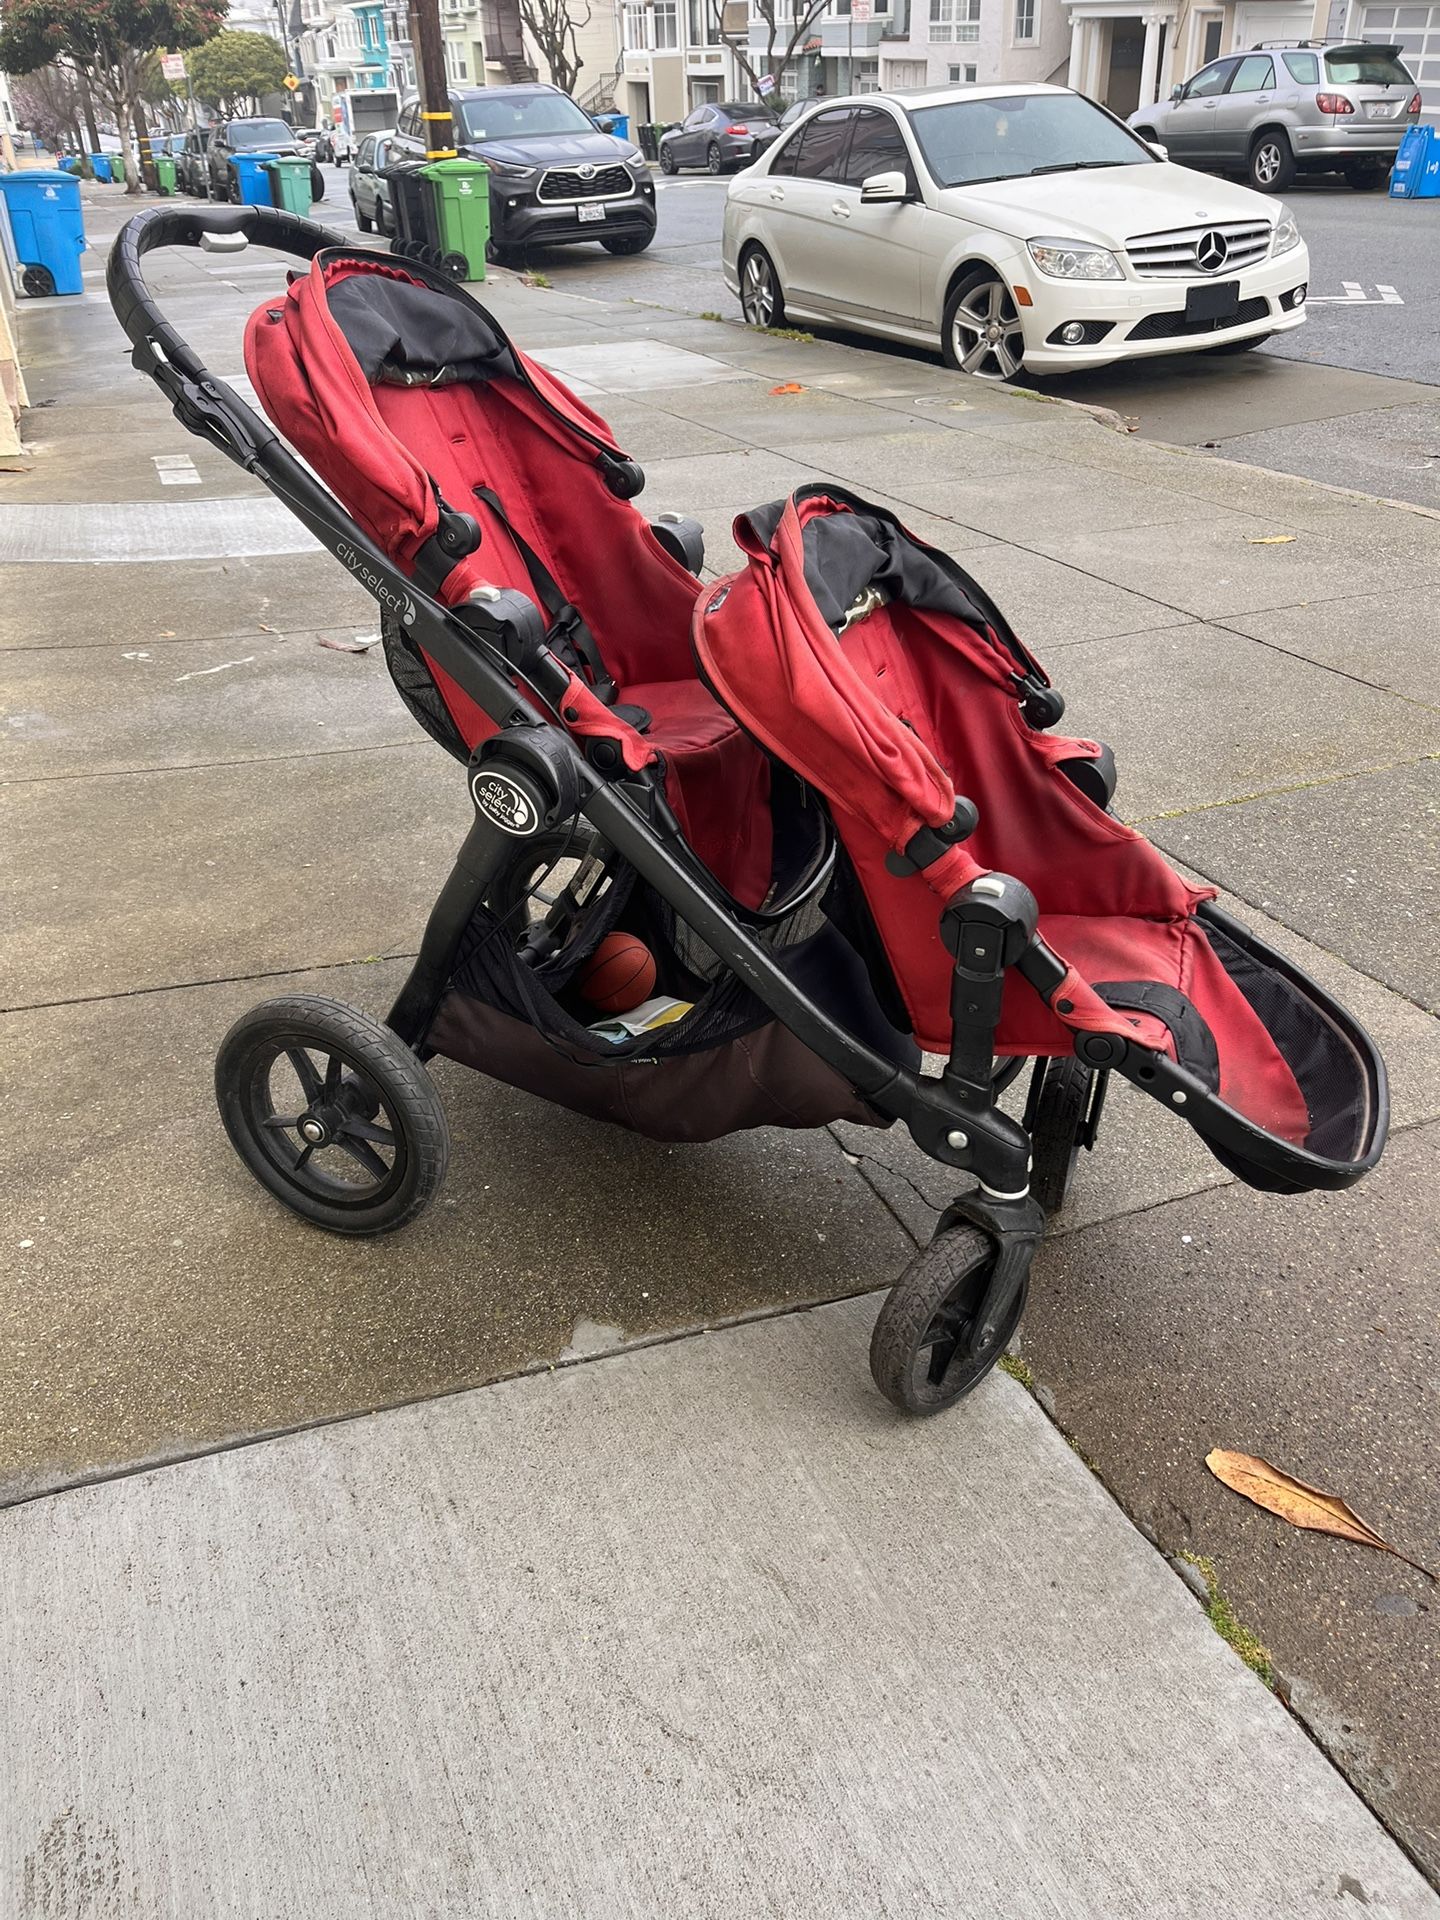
1028,160,1130,175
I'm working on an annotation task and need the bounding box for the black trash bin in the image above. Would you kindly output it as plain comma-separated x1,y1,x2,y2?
637,123,659,163
382,158,443,265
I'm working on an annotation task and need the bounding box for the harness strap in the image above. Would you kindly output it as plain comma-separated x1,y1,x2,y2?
472,484,618,705
1094,980,1221,1090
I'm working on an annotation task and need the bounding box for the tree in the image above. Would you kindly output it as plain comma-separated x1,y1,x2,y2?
0,0,225,191
188,27,286,115
11,60,86,152
517,0,588,98
707,0,830,108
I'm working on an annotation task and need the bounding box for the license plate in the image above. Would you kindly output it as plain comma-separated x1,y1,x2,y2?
1186,278,1241,323
1366,101,1395,119
577,203,605,223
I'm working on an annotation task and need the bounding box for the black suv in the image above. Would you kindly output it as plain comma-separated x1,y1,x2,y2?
208,117,324,203
391,84,655,261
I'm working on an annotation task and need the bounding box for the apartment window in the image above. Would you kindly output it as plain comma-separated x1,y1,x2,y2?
443,38,468,79
654,0,679,44
1013,0,1035,39
623,0,649,47
688,0,721,43
947,60,978,80
930,0,981,43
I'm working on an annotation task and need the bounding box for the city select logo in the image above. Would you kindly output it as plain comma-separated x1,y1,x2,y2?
471,770,538,835
335,540,416,625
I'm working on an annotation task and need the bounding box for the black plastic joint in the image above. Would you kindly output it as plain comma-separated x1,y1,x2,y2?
940,873,1039,964
1075,1030,1128,1069
598,454,645,500
884,798,980,876
455,586,547,672
1016,675,1066,730
470,724,580,837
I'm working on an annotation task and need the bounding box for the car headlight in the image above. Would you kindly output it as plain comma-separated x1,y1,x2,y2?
1026,237,1124,281
623,148,648,170
1270,204,1301,257
485,159,536,180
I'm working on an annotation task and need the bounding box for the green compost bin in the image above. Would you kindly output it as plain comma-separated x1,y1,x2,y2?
110,153,126,184
155,154,177,194
423,158,490,280
266,155,314,216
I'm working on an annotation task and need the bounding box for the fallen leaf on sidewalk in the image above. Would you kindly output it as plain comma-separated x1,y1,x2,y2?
317,632,381,654
1246,534,1296,545
771,382,804,395
1205,1449,1437,1581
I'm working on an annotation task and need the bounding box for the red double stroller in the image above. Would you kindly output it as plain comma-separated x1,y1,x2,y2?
109,207,1387,1414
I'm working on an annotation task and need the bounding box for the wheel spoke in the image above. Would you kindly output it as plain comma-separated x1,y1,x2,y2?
345,1120,396,1147
995,335,1020,380
959,336,991,375
262,1114,302,1132
322,1053,343,1097
293,1143,314,1173
335,1134,389,1180
284,1047,322,1102
986,282,1003,322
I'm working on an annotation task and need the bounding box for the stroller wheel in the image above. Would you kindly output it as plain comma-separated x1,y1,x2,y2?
1027,1056,1098,1217
869,1227,1026,1416
215,995,449,1236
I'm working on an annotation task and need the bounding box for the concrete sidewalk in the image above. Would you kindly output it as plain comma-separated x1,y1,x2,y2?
2,183,1438,1903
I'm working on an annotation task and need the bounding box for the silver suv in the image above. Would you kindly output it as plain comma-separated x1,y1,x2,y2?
1130,41,1422,192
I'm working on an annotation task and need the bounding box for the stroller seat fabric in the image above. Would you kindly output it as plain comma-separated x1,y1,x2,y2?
244,256,772,908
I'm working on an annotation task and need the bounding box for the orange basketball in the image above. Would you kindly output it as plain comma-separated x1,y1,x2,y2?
577,933,657,1014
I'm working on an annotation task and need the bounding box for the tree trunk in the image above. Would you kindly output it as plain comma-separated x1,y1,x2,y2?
76,66,101,175
130,95,158,194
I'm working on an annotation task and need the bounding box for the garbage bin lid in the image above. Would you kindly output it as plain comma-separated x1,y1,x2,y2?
0,168,76,188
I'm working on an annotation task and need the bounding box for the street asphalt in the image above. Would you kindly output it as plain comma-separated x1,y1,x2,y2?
2,174,1438,1901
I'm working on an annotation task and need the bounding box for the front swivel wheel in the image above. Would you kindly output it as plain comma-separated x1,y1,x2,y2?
869,1226,1028,1415
215,994,449,1234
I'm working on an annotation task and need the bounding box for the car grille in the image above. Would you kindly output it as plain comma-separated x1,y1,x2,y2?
1127,295,1270,341
537,165,632,202
1124,220,1273,278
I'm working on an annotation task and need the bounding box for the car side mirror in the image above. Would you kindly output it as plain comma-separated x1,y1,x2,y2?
1170,82,1185,100
1147,140,1169,160
860,169,910,204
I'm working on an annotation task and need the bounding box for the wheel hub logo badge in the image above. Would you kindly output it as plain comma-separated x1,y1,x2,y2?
471,770,538,835
1196,229,1228,272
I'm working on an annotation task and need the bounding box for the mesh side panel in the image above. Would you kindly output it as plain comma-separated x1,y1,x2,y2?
381,609,469,762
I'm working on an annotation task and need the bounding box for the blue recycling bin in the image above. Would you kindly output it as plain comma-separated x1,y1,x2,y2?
91,153,112,182
1389,123,1439,198
0,168,87,297
229,152,277,206
593,112,630,141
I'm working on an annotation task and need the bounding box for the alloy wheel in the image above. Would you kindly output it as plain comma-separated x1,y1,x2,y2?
741,250,777,327
1254,141,1282,186
950,277,1025,381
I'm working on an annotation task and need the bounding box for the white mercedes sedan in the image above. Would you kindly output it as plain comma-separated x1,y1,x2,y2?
721,84,1309,380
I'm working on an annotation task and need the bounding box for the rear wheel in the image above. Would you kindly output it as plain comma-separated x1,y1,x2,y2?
1027,1057,1099,1216
706,141,724,174
1248,130,1294,192
215,995,449,1235
942,268,1026,382
659,144,678,175
739,244,785,328
602,230,654,254
870,1227,1028,1415
310,163,325,201
353,194,373,233
226,168,240,205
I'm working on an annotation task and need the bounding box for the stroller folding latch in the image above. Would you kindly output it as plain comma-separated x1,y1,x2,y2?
109,205,1389,1421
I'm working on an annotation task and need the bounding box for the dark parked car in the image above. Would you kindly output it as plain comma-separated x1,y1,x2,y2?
208,117,324,203
349,132,396,235
658,101,780,174
176,127,211,196
391,83,655,260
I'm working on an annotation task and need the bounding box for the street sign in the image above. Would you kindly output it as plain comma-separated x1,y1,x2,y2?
851,0,872,17
283,73,300,91
160,51,187,82
757,73,776,94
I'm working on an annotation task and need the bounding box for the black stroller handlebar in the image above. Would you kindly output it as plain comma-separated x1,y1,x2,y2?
107,204,351,359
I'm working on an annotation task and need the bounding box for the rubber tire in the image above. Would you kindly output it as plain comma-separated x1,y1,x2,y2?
442,250,471,279
486,237,523,268
21,264,56,297
602,230,654,254
940,267,1027,383
378,200,395,237
353,195,373,233
869,1226,1026,1416
706,141,724,174
739,244,785,329
1343,162,1387,191
310,164,325,202
1204,332,1274,355
215,994,449,1236
227,169,240,205
1248,131,1295,192
1029,1057,1095,1216
659,145,678,174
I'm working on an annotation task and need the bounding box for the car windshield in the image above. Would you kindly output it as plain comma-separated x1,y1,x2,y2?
908,92,1151,187
457,94,595,141
1324,46,1412,83
230,120,295,148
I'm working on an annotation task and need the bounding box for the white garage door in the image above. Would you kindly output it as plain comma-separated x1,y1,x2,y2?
1233,2,1314,42
1359,4,1440,106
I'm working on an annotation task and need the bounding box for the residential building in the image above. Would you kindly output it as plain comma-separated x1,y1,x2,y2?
1063,0,1350,118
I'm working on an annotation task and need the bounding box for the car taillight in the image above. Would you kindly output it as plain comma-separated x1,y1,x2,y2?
1315,92,1354,115
1408,91,1423,114
726,124,749,134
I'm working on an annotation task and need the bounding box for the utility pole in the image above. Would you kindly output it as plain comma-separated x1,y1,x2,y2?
408,0,456,158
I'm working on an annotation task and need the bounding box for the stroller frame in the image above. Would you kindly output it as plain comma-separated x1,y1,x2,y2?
109,205,1387,1415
